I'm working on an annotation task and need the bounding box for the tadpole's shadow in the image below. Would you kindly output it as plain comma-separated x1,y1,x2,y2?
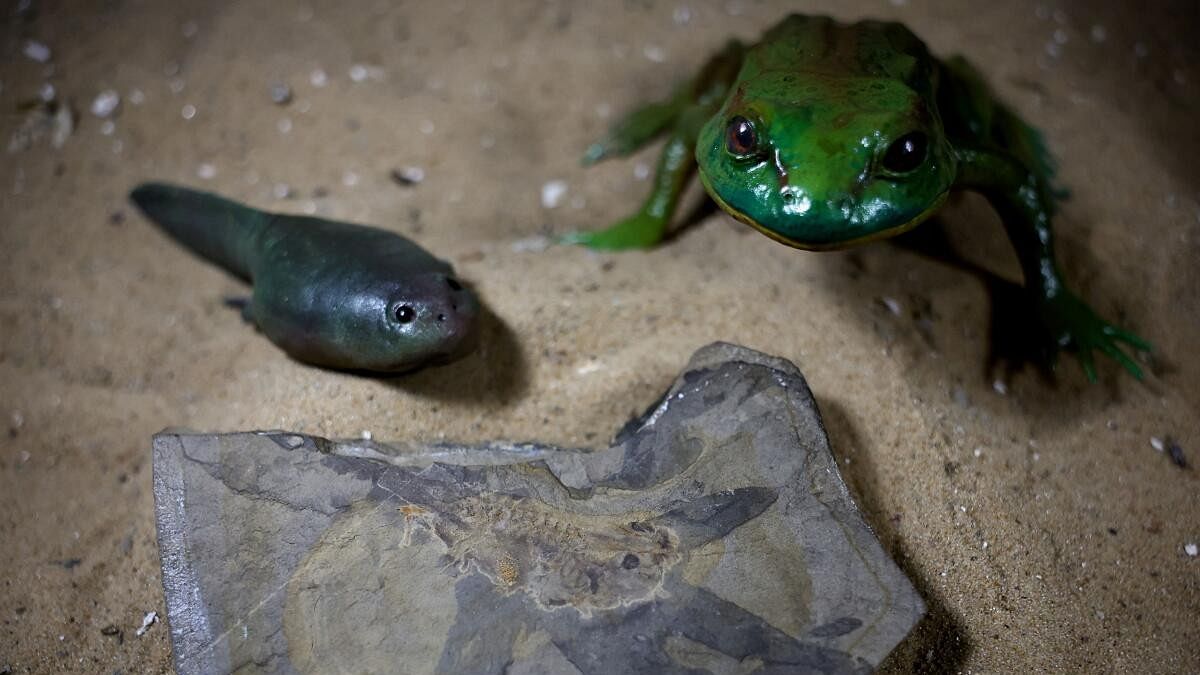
819,399,972,674
379,302,529,406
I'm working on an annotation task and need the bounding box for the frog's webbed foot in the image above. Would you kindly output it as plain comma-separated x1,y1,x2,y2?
559,211,667,250
1036,291,1151,381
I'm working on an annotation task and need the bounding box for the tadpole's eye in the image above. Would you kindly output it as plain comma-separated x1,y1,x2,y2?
881,131,928,174
725,116,758,156
392,304,416,324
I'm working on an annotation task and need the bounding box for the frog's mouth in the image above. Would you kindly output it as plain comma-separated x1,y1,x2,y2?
700,172,949,251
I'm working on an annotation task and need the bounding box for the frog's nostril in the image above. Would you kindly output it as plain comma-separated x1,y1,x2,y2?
782,191,796,204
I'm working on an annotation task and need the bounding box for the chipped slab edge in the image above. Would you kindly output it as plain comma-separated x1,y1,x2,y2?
153,433,227,675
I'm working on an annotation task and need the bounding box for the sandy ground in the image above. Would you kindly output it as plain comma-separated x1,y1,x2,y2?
1,0,1198,672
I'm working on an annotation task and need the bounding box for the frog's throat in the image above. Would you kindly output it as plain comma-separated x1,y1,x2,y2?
700,174,949,251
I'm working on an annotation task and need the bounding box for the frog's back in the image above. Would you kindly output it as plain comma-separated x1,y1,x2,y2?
744,14,937,96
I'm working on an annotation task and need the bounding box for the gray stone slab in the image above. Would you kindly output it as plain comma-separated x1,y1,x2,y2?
153,342,924,674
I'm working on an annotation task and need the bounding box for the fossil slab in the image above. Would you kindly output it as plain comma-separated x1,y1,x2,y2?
153,342,924,674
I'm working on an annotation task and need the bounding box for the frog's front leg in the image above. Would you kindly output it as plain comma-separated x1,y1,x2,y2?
562,129,697,250
565,41,743,250
956,148,1151,381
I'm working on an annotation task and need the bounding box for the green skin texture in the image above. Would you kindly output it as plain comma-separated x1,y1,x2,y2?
568,15,1149,381
130,183,479,373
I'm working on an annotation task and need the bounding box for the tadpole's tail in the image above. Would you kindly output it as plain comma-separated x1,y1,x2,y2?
130,182,268,281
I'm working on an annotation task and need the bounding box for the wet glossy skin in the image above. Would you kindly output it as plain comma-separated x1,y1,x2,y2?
569,14,1149,380
131,183,478,372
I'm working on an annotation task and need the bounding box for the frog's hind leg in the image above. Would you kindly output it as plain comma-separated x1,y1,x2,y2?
567,41,744,250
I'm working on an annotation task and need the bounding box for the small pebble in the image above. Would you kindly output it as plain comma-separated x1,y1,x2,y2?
169,78,186,94
277,117,292,134
349,64,369,82
128,88,145,105
633,163,651,180
134,611,158,637
360,430,373,440
342,170,359,187
1150,437,1164,452
196,163,216,180
643,45,667,63
541,180,568,209
39,82,56,102
90,90,120,118
390,166,425,186
992,379,1008,395
879,296,902,316
273,183,292,199
269,82,293,105
1185,543,1198,557
181,104,197,120
310,68,328,88
99,120,115,136
23,40,52,63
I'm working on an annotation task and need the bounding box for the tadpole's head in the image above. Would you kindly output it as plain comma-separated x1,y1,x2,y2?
696,75,957,249
327,270,480,373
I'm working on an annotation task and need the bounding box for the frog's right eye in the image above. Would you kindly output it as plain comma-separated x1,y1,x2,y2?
725,116,759,157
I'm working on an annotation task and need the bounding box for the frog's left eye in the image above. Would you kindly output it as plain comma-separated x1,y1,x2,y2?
881,132,928,174
725,116,759,157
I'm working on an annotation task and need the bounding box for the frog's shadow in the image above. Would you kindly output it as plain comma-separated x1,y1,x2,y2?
672,194,1155,425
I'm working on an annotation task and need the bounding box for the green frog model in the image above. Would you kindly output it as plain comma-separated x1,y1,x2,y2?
568,14,1149,380
131,183,479,372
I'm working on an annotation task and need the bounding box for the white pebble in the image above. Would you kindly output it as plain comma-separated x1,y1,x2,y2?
643,45,667,63
633,163,651,180
541,180,568,209
181,103,197,120
196,163,216,180
1150,437,1165,452
128,88,146,105
38,82,56,102
310,68,328,88
880,296,902,316
135,611,158,637
23,39,51,63
99,120,115,136
360,430,373,440
90,89,121,118
169,78,186,94
273,183,292,199
393,166,425,184
349,64,369,82
277,117,293,134
992,379,1008,395
1185,543,1198,557
342,170,359,187
973,447,983,458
